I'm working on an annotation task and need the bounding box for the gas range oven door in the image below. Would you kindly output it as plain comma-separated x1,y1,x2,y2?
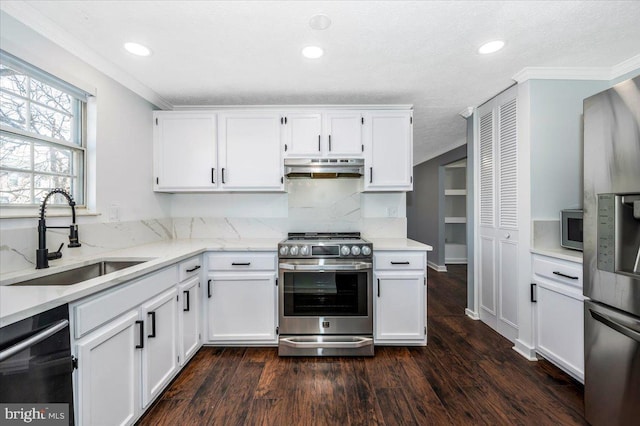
278,260,373,356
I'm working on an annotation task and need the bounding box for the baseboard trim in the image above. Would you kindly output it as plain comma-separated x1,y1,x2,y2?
512,339,538,361
427,261,447,272
465,308,480,320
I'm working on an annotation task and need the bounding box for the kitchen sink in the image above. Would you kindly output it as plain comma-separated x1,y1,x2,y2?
10,260,150,286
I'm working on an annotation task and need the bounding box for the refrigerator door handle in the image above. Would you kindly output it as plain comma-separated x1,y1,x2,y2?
590,309,640,343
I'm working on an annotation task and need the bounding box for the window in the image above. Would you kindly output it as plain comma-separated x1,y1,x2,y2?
0,51,87,206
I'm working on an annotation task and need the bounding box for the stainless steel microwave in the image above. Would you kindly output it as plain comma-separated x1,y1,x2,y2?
561,209,583,251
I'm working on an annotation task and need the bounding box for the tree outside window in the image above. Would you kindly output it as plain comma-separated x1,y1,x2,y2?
0,52,86,206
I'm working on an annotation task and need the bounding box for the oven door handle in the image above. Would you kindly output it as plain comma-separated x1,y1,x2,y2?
279,262,372,271
0,319,69,362
279,336,373,349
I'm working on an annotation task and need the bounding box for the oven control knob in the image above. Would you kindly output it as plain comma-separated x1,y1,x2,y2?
351,245,361,256
361,246,371,256
279,246,289,256
340,245,351,256
300,245,310,256
290,245,299,256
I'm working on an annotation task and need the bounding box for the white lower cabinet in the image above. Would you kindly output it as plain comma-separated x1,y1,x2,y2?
205,252,278,345
140,288,179,408
373,251,427,345
177,256,203,365
532,253,584,382
76,310,140,426
72,266,180,425
178,275,200,364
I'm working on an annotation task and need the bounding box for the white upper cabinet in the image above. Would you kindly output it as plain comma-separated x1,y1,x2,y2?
363,111,413,191
153,107,413,192
153,112,217,191
282,111,364,158
282,113,323,157
218,112,284,191
324,111,364,157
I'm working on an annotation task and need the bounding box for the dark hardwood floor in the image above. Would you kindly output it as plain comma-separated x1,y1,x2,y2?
138,265,586,425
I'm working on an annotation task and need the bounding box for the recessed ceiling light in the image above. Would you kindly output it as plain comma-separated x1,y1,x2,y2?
302,46,324,59
309,14,331,30
478,40,505,54
124,42,152,57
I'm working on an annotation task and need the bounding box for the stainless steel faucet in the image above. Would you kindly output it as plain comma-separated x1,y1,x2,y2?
36,188,81,269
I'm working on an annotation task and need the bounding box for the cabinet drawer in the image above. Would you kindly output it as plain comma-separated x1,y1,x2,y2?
533,255,582,289
179,256,202,282
207,252,276,271
73,266,178,339
374,252,426,271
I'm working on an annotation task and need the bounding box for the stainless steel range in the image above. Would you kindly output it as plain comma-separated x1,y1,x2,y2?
278,232,374,356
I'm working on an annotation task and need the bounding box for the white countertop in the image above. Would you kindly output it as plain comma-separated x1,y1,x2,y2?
367,238,433,251
530,247,583,263
0,237,430,327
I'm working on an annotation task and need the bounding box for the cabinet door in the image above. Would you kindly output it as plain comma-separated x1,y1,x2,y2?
179,276,201,364
325,112,364,157
206,273,277,343
374,272,426,343
140,288,179,408
535,281,584,381
364,111,413,191
153,112,217,191
76,310,140,426
282,113,322,157
218,113,283,190
476,87,519,343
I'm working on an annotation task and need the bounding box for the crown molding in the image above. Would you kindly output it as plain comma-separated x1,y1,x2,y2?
0,1,172,110
513,54,640,83
458,106,474,118
512,67,611,83
611,54,640,80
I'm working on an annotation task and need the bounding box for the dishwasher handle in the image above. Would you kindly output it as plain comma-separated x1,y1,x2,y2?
590,309,640,343
0,319,69,362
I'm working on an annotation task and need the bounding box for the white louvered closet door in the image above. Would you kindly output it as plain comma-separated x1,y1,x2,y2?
476,86,519,342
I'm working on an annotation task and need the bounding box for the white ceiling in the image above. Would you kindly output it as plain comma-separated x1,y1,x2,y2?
3,0,640,164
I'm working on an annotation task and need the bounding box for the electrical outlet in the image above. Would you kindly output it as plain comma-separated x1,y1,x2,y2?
108,204,120,222
387,207,398,217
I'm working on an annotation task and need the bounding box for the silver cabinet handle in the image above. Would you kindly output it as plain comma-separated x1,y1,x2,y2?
0,319,68,362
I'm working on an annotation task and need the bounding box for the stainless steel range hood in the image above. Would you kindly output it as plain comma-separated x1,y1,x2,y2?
284,158,364,179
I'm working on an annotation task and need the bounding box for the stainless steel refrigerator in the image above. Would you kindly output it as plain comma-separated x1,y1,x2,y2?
583,75,640,426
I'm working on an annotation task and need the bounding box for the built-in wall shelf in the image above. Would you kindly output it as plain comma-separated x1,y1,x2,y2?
444,189,467,196
444,159,467,264
445,217,467,224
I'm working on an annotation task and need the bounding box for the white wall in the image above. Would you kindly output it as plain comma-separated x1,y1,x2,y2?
529,79,609,219
0,12,170,230
0,12,407,274
0,12,172,272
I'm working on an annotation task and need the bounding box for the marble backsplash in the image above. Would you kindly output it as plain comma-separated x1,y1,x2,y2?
532,220,561,249
1,216,406,273
2,179,406,273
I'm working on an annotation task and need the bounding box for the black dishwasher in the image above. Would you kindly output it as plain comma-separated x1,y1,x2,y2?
0,304,74,425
